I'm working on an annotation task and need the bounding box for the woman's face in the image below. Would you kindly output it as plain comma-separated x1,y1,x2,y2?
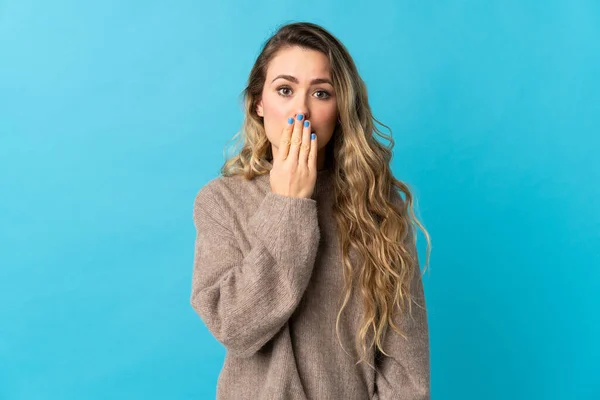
256,46,338,169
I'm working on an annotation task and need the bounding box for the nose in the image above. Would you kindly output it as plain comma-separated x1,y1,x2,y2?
293,111,309,121
292,100,310,120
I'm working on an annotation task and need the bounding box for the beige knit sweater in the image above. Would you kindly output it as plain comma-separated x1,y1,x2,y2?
190,166,430,399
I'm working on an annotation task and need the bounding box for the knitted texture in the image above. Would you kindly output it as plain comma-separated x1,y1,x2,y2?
191,168,430,399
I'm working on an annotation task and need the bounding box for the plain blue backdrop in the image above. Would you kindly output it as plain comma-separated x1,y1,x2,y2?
1,1,598,399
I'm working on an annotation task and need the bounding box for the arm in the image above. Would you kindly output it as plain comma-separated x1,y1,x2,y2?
373,237,430,399
190,183,320,358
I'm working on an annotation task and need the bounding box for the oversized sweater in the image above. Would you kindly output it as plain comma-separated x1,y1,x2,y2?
190,165,430,399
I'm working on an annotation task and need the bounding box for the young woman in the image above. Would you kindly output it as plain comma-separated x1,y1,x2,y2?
191,21,432,400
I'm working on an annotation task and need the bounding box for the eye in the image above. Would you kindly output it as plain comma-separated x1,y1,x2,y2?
276,86,332,100
315,90,331,100
277,86,293,96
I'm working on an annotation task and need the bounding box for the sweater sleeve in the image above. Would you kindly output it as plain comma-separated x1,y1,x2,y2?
373,227,430,399
190,182,321,358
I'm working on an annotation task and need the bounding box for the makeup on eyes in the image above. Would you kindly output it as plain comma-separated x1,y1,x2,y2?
275,85,332,99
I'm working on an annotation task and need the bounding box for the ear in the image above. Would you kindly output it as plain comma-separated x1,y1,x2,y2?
256,98,264,117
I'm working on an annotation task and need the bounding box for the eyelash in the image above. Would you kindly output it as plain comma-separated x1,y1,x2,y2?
276,86,332,100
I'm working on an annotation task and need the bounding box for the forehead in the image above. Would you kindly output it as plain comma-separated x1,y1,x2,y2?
266,46,331,79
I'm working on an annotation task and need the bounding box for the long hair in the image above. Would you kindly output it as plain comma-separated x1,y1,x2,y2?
220,21,431,369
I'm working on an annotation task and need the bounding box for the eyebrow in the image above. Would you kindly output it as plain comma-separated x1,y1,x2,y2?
271,74,333,86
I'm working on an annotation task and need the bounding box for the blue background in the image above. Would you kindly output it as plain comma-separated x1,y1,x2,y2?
1,1,598,399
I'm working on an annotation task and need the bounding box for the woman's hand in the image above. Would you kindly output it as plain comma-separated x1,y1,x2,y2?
269,114,318,199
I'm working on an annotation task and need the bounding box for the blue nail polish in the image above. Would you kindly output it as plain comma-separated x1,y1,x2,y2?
297,114,304,121
288,117,294,124
311,133,316,140
304,120,309,127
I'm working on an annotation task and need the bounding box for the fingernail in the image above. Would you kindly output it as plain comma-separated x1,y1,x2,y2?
311,133,316,140
304,120,309,127
297,114,304,121
288,117,294,124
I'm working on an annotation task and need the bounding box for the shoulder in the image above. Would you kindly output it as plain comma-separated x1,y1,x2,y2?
193,173,269,215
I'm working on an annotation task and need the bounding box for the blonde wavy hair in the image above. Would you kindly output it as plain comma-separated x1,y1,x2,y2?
220,21,431,368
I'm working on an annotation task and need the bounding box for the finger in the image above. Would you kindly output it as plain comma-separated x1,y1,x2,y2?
286,114,304,164
276,116,294,163
308,131,317,172
298,119,311,167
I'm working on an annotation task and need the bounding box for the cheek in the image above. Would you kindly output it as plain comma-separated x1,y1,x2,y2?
262,99,290,137
261,92,284,117
262,111,286,143
313,113,338,132
313,103,338,124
